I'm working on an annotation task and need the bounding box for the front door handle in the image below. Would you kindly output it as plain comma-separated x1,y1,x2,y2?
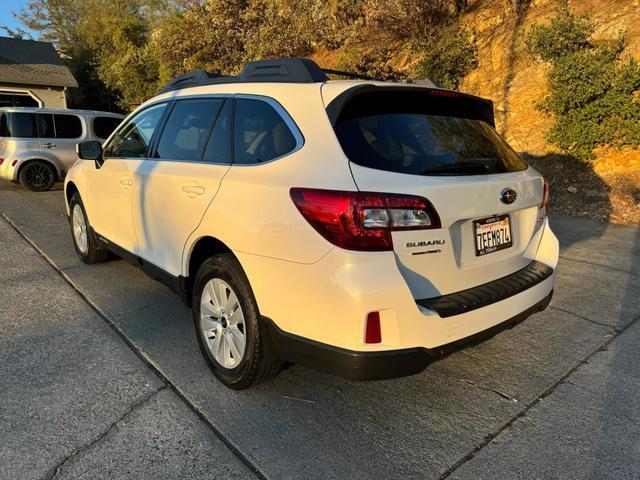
182,185,205,197
42,143,56,149
119,178,133,187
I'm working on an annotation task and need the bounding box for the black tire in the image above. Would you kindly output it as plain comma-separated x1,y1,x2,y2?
69,192,109,264
19,161,57,191
193,254,283,390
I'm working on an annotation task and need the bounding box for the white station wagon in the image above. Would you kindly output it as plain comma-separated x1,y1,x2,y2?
65,58,558,389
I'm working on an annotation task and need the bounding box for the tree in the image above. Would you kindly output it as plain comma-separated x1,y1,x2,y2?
12,0,175,110
528,9,640,158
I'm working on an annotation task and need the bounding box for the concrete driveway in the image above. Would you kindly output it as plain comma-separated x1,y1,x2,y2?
1,181,639,479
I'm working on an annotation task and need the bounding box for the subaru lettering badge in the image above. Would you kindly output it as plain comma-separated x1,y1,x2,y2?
500,188,517,205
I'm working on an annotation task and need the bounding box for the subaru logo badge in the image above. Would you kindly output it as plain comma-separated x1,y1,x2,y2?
500,188,517,205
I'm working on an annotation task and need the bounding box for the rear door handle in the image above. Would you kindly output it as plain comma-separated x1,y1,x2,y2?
119,178,133,187
182,185,205,196
42,143,56,149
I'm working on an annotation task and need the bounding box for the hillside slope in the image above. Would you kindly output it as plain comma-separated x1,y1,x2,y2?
460,0,640,154
463,0,639,226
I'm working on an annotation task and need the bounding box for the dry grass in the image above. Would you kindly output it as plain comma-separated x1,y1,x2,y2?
526,148,640,227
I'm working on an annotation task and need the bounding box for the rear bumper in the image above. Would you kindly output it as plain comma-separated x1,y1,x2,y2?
265,290,553,381
417,260,553,317
0,158,17,181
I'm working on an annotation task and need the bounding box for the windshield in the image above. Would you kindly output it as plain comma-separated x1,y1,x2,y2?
333,90,527,176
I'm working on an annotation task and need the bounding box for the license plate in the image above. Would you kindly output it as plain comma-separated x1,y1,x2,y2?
473,214,512,256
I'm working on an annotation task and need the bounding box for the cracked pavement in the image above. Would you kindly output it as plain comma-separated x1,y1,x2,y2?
1,182,639,479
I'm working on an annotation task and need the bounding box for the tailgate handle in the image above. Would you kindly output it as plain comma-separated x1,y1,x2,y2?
119,178,133,187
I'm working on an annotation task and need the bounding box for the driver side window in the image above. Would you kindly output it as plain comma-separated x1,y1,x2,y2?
104,102,167,158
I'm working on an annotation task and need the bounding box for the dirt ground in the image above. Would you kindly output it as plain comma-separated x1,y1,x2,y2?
526,148,640,227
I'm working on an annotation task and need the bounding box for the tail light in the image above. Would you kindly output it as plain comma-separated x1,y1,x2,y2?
540,178,549,216
0,158,4,165
536,178,549,228
290,188,441,251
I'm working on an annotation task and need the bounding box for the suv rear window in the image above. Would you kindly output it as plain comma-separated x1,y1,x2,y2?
93,116,122,139
333,90,527,176
54,114,82,138
0,112,37,138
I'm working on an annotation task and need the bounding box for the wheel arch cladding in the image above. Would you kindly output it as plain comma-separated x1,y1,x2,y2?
65,181,79,208
186,236,236,299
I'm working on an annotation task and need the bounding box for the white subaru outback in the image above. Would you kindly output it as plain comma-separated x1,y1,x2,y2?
65,58,558,390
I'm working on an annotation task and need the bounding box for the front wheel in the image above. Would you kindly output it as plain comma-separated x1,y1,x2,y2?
19,161,56,191
193,254,283,389
69,193,109,264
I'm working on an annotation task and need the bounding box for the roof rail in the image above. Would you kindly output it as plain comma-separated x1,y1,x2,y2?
322,68,380,81
159,57,330,93
162,70,223,92
158,57,432,93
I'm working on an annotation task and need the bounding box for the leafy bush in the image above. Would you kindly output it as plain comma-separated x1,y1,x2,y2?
528,9,640,159
412,24,477,89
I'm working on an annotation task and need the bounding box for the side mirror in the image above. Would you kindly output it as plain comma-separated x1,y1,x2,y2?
77,141,103,168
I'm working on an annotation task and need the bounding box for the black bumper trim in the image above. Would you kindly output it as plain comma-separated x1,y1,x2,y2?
416,260,554,318
264,290,553,381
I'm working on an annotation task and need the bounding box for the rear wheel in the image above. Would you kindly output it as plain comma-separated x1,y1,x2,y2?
193,254,283,389
69,193,109,264
19,161,56,191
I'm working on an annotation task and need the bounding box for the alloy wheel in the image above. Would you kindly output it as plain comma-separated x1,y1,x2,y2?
25,164,53,190
200,278,246,369
72,204,88,254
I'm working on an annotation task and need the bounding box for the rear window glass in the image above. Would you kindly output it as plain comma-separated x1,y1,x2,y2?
37,113,55,138
0,112,37,138
93,116,122,139
233,99,297,164
54,114,82,138
334,90,527,176
156,98,223,161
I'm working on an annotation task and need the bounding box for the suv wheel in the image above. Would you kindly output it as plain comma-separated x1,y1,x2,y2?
193,254,283,389
19,161,57,191
69,193,109,264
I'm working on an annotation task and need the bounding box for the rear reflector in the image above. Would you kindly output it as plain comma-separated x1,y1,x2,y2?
365,312,381,344
11,160,17,167
290,188,440,251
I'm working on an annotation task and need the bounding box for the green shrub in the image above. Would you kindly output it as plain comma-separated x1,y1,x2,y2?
412,24,477,90
528,9,640,159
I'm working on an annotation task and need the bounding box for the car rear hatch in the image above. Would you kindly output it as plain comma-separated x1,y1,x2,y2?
325,85,547,300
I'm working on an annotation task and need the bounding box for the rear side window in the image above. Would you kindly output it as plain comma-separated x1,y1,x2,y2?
104,102,167,158
54,114,82,138
0,112,37,138
202,99,232,164
334,90,527,176
93,117,122,139
0,113,7,137
233,99,297,164
156,98,223,161
36,113,55,138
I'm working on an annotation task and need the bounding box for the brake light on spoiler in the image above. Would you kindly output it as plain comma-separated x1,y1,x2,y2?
290,188,441,251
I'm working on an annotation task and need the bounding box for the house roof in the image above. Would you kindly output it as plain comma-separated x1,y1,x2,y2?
0,37,78,88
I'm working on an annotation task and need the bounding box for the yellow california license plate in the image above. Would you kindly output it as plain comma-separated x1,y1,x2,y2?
473,214,512,256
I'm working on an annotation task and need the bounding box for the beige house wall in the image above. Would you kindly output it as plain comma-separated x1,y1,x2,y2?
0,84,68,108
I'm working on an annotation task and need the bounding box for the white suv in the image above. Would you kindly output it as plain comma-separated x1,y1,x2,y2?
65,58,558,389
